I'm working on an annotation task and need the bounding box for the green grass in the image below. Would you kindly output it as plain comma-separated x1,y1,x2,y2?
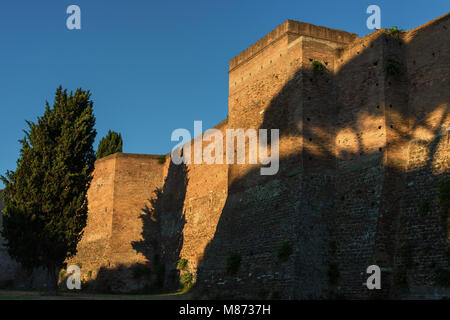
0,289,192,300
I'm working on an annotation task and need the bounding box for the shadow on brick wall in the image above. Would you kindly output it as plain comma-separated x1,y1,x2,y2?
50,16,450,298
79,161,189,294
195,23,449,300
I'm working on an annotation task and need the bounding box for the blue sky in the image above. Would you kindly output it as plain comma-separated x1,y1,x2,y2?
0,0,448,187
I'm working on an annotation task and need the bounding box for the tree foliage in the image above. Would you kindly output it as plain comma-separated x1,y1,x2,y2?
0,86,96,289
96,130,123,159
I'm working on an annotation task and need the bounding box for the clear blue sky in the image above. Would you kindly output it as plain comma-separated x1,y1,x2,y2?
0,0,448,187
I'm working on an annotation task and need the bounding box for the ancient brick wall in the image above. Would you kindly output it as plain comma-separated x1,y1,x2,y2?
70,14,448,298
65,154,117,283
66,153,166,291
197,14,448,299
1,13,447,299
332,31,389,299
156,120,229,289
390,14,450,298
331,13,449,299
197,21,358,299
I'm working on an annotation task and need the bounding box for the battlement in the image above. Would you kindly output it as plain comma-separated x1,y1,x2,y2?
95,152,167,164
229,19,358,72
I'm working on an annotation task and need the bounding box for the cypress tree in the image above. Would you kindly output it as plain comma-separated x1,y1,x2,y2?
96,130,123,159
0,86,96,293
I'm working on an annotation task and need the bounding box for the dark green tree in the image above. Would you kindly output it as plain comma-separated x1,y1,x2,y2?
0,86,96,293
96,130,123,159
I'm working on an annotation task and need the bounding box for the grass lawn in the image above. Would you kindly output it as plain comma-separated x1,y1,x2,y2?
0,289,192,300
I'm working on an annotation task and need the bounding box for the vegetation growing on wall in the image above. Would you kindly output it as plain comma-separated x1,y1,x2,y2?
393,242,415,292
157,155,166,165
226,253,241,275
386,58,401,75
418,200,430,215
312,60,325,72
385,26,404,38
393,267,408,290
328,263,340,285
434,178,450,287
277,242,293,263
437,178,450,236
435,268,450,287
180,272,194,290
177,258,189,271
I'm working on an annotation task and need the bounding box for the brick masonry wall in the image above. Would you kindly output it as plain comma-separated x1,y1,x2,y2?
0,13,448,299
157,120,229,289
390,14,450,298
65,153,117,283
197,21,357,299
332,31,389,299
63,13,450,298
197,14,449,299
66,153,166,292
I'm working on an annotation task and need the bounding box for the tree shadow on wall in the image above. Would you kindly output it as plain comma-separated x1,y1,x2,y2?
80,160,189,294
195,62,338,300
195,25,449,300
131,160,189,292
